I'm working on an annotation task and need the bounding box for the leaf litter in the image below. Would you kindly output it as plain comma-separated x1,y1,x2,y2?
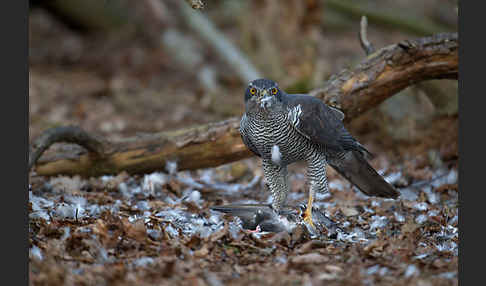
29,157,458,285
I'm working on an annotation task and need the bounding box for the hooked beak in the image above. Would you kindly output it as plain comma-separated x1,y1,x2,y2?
257,90,273,108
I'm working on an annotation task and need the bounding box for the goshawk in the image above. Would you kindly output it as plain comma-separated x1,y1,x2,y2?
239,78,398,228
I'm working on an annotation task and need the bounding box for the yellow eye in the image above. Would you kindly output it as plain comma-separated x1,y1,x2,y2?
250,88,256,95
271,88,278,95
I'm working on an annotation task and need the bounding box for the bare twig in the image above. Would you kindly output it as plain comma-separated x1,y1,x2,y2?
359,16,375,55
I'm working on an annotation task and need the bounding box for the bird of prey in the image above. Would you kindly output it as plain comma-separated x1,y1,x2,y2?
239,78,399,228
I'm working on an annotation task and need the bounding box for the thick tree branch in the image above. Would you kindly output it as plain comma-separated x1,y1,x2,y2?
29,126,106,172
310,32,458,122
30,32,458,177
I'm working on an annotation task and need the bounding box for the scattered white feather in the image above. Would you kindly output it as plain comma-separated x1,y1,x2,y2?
427,210,440,217
404,264,420,278
394,212,405,223
29,210,50,221
146,229,161,240
30,192,54,209
209,213,222,225
229,217,243,239
61,227,71,241
53,203,77,219
175,173,204,189
119,183,142,199
350,227,367,241
435,241,457,254
412,253,428,260
87,204,102,217
371,200,381,207
185,190,202,204
329,180,344,191
100,175,114,182
363,206,375,214
275,256,288,265
446,169,458,184
277,215,298,232
133,257,155,268
423,186,440,204
378,267,389,276
384,171,402,184
30,245,43,261
165,161,178,175
415,214,428,224
413,202,429,211
337,229,367,243
135,201,150,211
271,145,281,165
29,192,52,221
165,224,179,237
142,172,168,194
365,264,380,275
431,169,458,188
437,272,457,279
369,216,388,231
65,196,87,218
315,192,331,200
399,188,419,201
448,215,458,225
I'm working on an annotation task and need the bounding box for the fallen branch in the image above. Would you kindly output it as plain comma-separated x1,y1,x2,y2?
29,126,106,172
30,32,458,177
310,32,458,121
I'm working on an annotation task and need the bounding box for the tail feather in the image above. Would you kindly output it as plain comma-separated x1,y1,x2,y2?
329,151,399,198
356,142,375,160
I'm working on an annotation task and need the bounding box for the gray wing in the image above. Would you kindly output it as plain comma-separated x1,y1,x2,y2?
239,114,261,157
284,94,367,154
328,106,345,121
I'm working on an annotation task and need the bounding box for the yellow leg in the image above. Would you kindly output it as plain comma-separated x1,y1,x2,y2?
303,192,315,228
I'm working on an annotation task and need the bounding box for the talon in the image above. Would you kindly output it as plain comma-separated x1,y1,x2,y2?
302,191,316,228
303,207,316,228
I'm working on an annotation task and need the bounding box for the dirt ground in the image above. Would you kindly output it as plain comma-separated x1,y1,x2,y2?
29,1,458,285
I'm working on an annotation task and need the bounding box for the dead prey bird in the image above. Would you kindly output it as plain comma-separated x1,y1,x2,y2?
210,204,340,236
238,79,398,229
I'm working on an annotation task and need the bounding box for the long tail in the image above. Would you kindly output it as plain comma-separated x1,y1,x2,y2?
328,151,399,198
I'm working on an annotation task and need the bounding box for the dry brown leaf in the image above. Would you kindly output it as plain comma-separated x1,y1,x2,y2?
290,253,329,264
401,220,420,234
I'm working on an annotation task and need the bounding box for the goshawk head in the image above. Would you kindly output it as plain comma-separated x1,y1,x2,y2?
244,78,283,111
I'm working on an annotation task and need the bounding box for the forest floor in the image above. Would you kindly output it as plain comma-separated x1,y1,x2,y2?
29,4,458,286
